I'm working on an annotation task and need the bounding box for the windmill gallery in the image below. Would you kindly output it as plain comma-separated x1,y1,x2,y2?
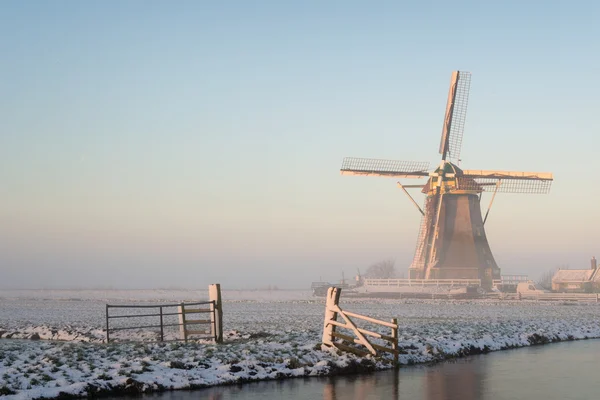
339,71,554,295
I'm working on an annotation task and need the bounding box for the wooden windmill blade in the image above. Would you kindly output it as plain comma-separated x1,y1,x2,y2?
340,157,430,178
460,170,554,194
409,198,433,272
439,71,471,163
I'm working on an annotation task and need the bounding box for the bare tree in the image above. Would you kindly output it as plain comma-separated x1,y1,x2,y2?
536,264,567,291
364,258,396,279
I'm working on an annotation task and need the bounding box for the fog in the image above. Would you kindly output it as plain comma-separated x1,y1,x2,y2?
2,2,599,290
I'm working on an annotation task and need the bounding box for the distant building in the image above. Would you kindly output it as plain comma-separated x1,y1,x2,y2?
551,257,600,293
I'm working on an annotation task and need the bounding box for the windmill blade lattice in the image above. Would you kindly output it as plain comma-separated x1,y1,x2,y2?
458,177,552,194
440,71,471,163
341,157,430,177
410,196,439,271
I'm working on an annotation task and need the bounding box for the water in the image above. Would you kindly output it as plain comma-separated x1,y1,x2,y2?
135,339,599,400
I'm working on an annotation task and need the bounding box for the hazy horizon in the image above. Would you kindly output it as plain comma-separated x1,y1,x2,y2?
2,1,599,290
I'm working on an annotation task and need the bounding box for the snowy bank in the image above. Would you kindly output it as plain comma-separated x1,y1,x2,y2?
1,292,600,399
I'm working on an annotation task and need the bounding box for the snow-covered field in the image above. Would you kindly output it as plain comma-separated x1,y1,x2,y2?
1,289,600,399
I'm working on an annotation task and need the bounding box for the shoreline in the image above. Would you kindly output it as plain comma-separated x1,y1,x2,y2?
2,329,600,399
2,295,600,399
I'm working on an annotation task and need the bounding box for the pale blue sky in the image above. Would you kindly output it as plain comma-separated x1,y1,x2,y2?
1,1,599,289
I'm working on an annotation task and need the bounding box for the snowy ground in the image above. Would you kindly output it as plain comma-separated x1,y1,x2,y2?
1,289,600,399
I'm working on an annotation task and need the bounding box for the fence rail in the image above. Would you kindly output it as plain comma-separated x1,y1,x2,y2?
492,275,529,286
364,278,481,287
322,287,398,364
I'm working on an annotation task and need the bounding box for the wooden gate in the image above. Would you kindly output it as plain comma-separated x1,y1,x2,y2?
178,284,223,342
322,287,399,364
106,283,223,343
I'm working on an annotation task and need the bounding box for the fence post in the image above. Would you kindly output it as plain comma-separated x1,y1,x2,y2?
178,303,187,342
209,284,223,343
159,306,164,342
322,287,341,347
105,304,110,343
391,318,398,366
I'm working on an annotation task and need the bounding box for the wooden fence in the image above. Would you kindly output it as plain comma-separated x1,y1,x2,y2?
322,287,398,364
106,283,223,343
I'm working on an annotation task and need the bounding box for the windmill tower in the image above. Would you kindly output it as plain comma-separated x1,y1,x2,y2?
340,71,553,288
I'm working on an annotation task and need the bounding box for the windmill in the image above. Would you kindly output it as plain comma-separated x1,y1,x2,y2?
340,71,553,288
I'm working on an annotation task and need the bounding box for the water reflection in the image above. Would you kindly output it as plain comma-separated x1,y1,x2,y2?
423,357,485,400
318,357,483,400
321,372,399,400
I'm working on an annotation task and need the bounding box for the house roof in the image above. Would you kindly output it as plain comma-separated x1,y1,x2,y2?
552,269,595,283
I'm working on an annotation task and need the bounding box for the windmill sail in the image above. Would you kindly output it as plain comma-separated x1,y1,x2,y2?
439,71,471,163
340,157,429,178
409,194,440,276
460,170,553,194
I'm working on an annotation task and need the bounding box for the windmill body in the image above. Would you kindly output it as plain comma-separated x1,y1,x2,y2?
341,71,553,288
409,162,500,285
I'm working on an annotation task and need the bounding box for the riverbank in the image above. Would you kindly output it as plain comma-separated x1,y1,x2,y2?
2,292,600,399
187,339,600,400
